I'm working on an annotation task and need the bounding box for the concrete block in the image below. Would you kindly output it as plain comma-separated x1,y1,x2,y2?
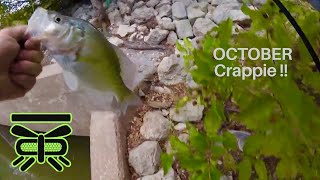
90,111,129,180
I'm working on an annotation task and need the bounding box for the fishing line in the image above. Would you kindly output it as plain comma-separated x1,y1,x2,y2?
273,0,320,72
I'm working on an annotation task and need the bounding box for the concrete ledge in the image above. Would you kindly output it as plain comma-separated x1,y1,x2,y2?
90,111,129,180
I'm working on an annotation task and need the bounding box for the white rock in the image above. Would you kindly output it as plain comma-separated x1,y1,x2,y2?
187,3,206,24
170,101,205,122
189,2,209,13
144,28,169,45
220,175,233,180
156,0,172,8
193,18,217,37
158,54,187,85
166,31,178,45
129,32,138,41
108,37,124,46
159,17,176,30
140,111,171,141
138,25,149,33
186,73,200,89
211,4,249,24
108,9,123,26
157,4,172,18
123,15,133,25
205,5,216,20
147,0,161,7
152,86,172,94
132,6,156,24
178,133,189,144
129,141,162,176
117,25,136,37
174,123,187,131
138,168,176,180
172,2,187,19
174,19,194,39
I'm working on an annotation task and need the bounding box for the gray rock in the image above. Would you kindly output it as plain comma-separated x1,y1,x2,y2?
120,0,135,8
186,73,200,89
174,19,194,39
169,101,205,122
148,101,173,109
108,9,123,25
72,5,94,20
108,37,124,46
172,2,187,19
132,6,156,24
174,123,186,131
173,0,195,7
205,5,216,20
133,1,146,10
187,5,206,24
123,15,133,25
162,109,170,116
239,0,267,6
129,141,162,176
140,111,171,141
147,0,161,7
152,86,172,94
144,28,169,45
166,31,178,45
117,25,136,37
228,130,251,151
178,133,189,144
189,2,209,13
138,168,176,180
193,18,217,37
159,17,176,30
211,4,249,24
211,0,239,5
118,1,131,15
198,0,211,3
220,175,233,180
158,54,187,85
156,0,172,8
157,4,172,18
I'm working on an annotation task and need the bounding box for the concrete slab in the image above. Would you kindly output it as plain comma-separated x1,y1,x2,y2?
90,111,129,180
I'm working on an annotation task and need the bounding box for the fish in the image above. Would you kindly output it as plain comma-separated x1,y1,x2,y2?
26,7,141,114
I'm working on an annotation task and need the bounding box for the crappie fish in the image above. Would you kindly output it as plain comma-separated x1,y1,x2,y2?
27,8,140,113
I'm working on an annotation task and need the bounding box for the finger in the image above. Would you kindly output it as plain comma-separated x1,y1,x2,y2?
11,60,42,76
10,74,36,90
24,38,41,51
0,25,27,41
16,50,43,64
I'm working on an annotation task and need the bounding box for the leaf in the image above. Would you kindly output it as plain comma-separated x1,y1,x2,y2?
204,102,225,136
238,158,252,180
254,159,268,180
161,153,174,175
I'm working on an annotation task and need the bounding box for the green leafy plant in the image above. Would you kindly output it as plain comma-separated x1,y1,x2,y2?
163,0,320,179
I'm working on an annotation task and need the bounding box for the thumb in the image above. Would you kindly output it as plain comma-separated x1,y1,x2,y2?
0,25,28,42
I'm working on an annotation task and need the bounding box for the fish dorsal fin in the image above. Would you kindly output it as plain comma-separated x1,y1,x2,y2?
63,71,79,91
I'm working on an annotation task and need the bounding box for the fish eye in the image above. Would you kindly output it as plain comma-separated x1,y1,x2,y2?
54,16,62,23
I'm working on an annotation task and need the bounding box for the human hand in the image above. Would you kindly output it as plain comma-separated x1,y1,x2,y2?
0,25,43,101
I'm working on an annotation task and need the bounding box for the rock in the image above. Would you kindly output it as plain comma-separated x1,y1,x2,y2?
159,17,176,30
186,73,200,89
162,109,170,116
108,9,123,25
198,0,211,3
239,0,267,6
173,0,195,7
123,15,133,25
205,5,216,20
140,111,171,141
152,86,172,94
174,19,194,39
174,123,187,131
169,101,205,122
118,1,131,15
211,4,250,24
129,32,138,41
211,0,239,5
193,18,217,37
156,0,172,8
158,54,187,85
139,89,146,97
232,24,244,35
133,1,146,10
187,5,206,24
148,101,173,109
178,133,189,144
157,4,172,18
189,2,209,13
144,28,169,45
132,6,156,24
138,25,149,33
138,168,176,180
166,31,178,45
106,2,118,13
147,0,161,7
172,2,187,20
108,37,124,46
164,140,173,153
117,25,136,37
129,141,162,176
220,175,233,180
228,130,251,151
72,5,94,20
